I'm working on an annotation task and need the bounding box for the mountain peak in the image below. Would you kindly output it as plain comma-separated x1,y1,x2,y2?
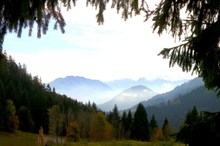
126,85,153,92
49,76,112,104
99,85,157,111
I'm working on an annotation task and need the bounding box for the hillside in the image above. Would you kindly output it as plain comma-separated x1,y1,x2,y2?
139,77,204,107
145,86,220,131
0,52,97,134
49,76,114,104
99,85,157,111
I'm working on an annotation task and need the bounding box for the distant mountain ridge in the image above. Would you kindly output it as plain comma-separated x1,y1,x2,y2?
145,86,220,131
51,76,111,90
117,77,220,131
49,76,113,104
99,85,157,111
105,78,188,93
138,77,204,108
49,75,193,106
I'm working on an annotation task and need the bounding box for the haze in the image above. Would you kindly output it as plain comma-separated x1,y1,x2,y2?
3,1,195,83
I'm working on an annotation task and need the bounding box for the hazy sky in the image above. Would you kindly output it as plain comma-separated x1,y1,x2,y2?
3,1,196,83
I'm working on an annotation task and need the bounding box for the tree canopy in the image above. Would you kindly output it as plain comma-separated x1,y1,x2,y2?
1,0,220,94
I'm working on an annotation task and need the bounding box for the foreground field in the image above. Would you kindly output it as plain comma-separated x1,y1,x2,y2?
0,131,184,146
70,140,185,146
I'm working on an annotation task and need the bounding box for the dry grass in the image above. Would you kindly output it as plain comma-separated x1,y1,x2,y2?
0,131,184,146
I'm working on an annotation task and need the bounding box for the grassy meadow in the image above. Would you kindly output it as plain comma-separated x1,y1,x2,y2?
0,131,184,146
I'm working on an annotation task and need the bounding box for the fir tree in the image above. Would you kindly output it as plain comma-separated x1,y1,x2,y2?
149,115,158,141
110,104,120,139
121,111,127,139
131,103,149,141
162,118,171,141
185,106,200,125
126,109,132,139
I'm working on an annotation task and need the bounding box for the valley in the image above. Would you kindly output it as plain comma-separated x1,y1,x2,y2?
49,76,188,109
49,75,220,131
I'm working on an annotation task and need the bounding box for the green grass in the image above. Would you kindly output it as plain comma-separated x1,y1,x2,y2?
0,131,38,146
69,140,184,146
0,131,184,146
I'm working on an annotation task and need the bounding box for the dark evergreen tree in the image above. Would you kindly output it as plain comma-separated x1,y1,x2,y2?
131,103,149,141
177,106,200,145
149,115,158,141
185,106,200,125
126,109,133,139
0,78,6,130
121,111,127,139
109,104,121,139
177,109,220,146
17,106,34,132
0,51,7,130
162,118,171,141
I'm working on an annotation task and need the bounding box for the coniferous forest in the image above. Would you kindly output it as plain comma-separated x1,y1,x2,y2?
0,49,96,135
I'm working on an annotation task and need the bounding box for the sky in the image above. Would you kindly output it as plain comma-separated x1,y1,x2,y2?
3,1,196,83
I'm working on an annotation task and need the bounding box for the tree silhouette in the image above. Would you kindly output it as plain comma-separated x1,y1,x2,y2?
109,104,120,139
162,118,171,141
17,106,34,132
149,115,158,141
0,78,6,130
177,108,220,146
131,103,149,141
185,106,200,125
125,110,133,139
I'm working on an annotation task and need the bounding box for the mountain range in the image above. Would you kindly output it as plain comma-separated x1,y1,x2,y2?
49,76,114,104
49,76,186,105
99,85,157,111
138,77,204,107
124,77,220,131
106,78,188,93
144,86,220,131
49,75,220,131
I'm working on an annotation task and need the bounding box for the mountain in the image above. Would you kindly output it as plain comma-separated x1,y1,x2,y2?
144,86,220,131
98,85,157,111
49,76,114,104
138,77,204,107
105,78,188,93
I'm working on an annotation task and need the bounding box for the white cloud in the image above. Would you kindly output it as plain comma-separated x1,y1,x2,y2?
3,1,196,84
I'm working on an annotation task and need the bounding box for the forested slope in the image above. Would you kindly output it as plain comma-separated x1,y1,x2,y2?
0,50,97,134
145,86,220,130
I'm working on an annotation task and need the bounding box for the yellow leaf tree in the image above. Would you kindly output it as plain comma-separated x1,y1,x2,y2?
91,112,113,141
66,121,80,142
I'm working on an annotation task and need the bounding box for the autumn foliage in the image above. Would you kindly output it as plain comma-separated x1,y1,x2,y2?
91,112,113,141
66,121,80,142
